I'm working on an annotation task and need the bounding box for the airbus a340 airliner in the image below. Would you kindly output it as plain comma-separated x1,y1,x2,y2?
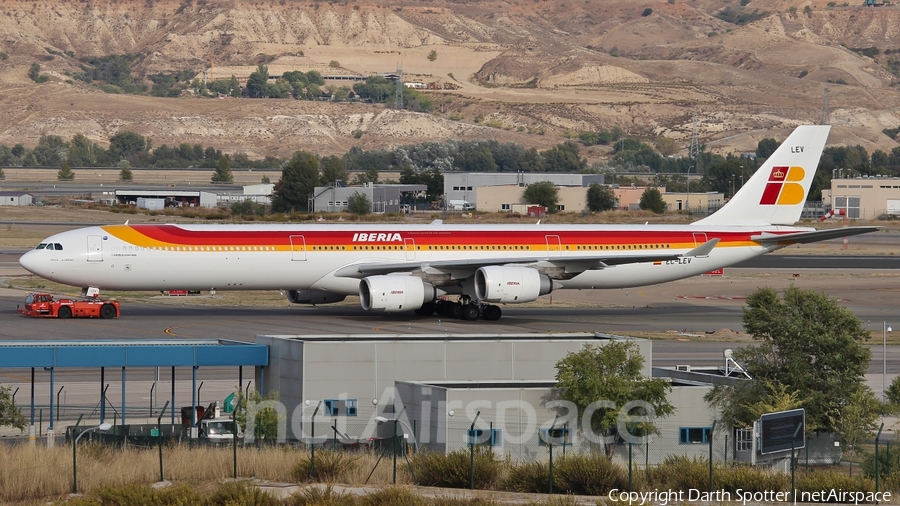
19,125,876,321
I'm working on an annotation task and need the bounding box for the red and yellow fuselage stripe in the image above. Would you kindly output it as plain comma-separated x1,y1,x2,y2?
101,224,766,253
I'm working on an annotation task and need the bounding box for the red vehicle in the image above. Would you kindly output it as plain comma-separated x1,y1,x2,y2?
17,292,120,319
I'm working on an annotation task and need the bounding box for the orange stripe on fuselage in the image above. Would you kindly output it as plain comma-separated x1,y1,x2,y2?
100,224,764,252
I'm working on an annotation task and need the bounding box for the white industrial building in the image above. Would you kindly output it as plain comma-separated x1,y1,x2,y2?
443,173,605,208
216,183,275,205
311,183,426,214
114,190,218,208
0,191,33,206
253,333,754,463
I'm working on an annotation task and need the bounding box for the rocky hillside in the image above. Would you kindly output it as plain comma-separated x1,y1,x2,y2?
0,0,899,160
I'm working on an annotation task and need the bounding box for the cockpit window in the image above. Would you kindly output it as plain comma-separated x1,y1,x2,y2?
25,293,33,304
36,244,47,250
54,243,63,250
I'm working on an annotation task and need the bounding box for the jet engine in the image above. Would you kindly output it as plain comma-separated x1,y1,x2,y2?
359,275,436,312
284,289,346,305
474,266,552,303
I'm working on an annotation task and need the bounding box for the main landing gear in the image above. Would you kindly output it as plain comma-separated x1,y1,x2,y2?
414,297,502,321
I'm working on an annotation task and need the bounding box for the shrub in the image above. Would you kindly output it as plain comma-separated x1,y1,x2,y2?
285,484,357,506
796,470,874,496
412,448,504,489
554,453,626,495
502,460,555,493
641,7,653,16
645,455,708,491
88,483,203,505
293,450,358,482
208,480,282,505
715,464,787,493
359,486,425,506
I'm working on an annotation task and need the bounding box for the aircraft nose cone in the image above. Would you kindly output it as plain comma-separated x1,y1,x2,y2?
18,250,41,275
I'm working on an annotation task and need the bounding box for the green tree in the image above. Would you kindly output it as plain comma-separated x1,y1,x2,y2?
427,49,438,61
109,131,148,161
523,181,559,212
68,133,106,166
555,342,674,447
246,64,269,98
347,191,372,215
756,137,780,159
272,150,319,213
586,183,617,212
57,160,75,181
212,155,233,183
0,385,26,431
261,175,271,184
320,155,348,185
0,167,5,180
119,161,133,182
542,141,587,172
706,287,876,434
33,134,68,166
232,389,283,441
639,187,666,213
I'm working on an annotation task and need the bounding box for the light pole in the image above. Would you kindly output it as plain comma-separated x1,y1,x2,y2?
73,420,112,493
731,174,735,198
885,322,892,407
375,413,420,484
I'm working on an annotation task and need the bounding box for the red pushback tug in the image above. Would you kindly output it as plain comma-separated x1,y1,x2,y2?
17,292,120,319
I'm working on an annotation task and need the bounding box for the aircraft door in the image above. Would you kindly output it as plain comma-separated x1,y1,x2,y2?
405,238,416,260
692,232,709,247
545,235,562,257
290,235,307,261
87,235,103,262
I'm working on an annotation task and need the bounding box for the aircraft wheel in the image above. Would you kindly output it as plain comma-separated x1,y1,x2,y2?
415,301,436,316
450,303,464,319
435,300,449,317
58,306,72,319
462,304,480,321
100,304,117,319
482,305,502,321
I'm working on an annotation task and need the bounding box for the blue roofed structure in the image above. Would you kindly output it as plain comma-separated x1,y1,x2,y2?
0,339,268,437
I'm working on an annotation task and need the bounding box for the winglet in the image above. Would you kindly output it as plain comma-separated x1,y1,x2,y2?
683,238,720,258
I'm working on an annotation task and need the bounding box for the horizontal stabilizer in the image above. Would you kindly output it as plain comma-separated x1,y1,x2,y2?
751,227,879,245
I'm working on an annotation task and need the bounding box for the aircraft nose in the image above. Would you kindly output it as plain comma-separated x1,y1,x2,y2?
18,250,42,275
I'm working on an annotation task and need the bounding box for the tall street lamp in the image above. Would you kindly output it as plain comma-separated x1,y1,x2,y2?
73,420,112,493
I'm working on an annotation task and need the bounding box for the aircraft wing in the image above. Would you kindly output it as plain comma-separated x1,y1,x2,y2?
333,239,720,279
751,227,879,245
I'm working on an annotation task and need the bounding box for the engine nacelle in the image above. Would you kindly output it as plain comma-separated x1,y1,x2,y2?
474,266,552,303
284,289,346,305
359,275,435,312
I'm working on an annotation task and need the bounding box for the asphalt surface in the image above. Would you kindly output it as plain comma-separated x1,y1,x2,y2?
2,246,900,406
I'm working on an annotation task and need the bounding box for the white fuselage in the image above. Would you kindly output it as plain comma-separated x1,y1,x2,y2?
19,222,798,295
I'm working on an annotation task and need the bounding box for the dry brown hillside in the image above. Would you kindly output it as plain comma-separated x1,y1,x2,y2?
0,0,899,160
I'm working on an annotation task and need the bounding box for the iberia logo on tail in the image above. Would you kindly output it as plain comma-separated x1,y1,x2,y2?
759,166,805,205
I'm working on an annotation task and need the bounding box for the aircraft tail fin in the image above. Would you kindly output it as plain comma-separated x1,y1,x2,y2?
692,125,831,227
